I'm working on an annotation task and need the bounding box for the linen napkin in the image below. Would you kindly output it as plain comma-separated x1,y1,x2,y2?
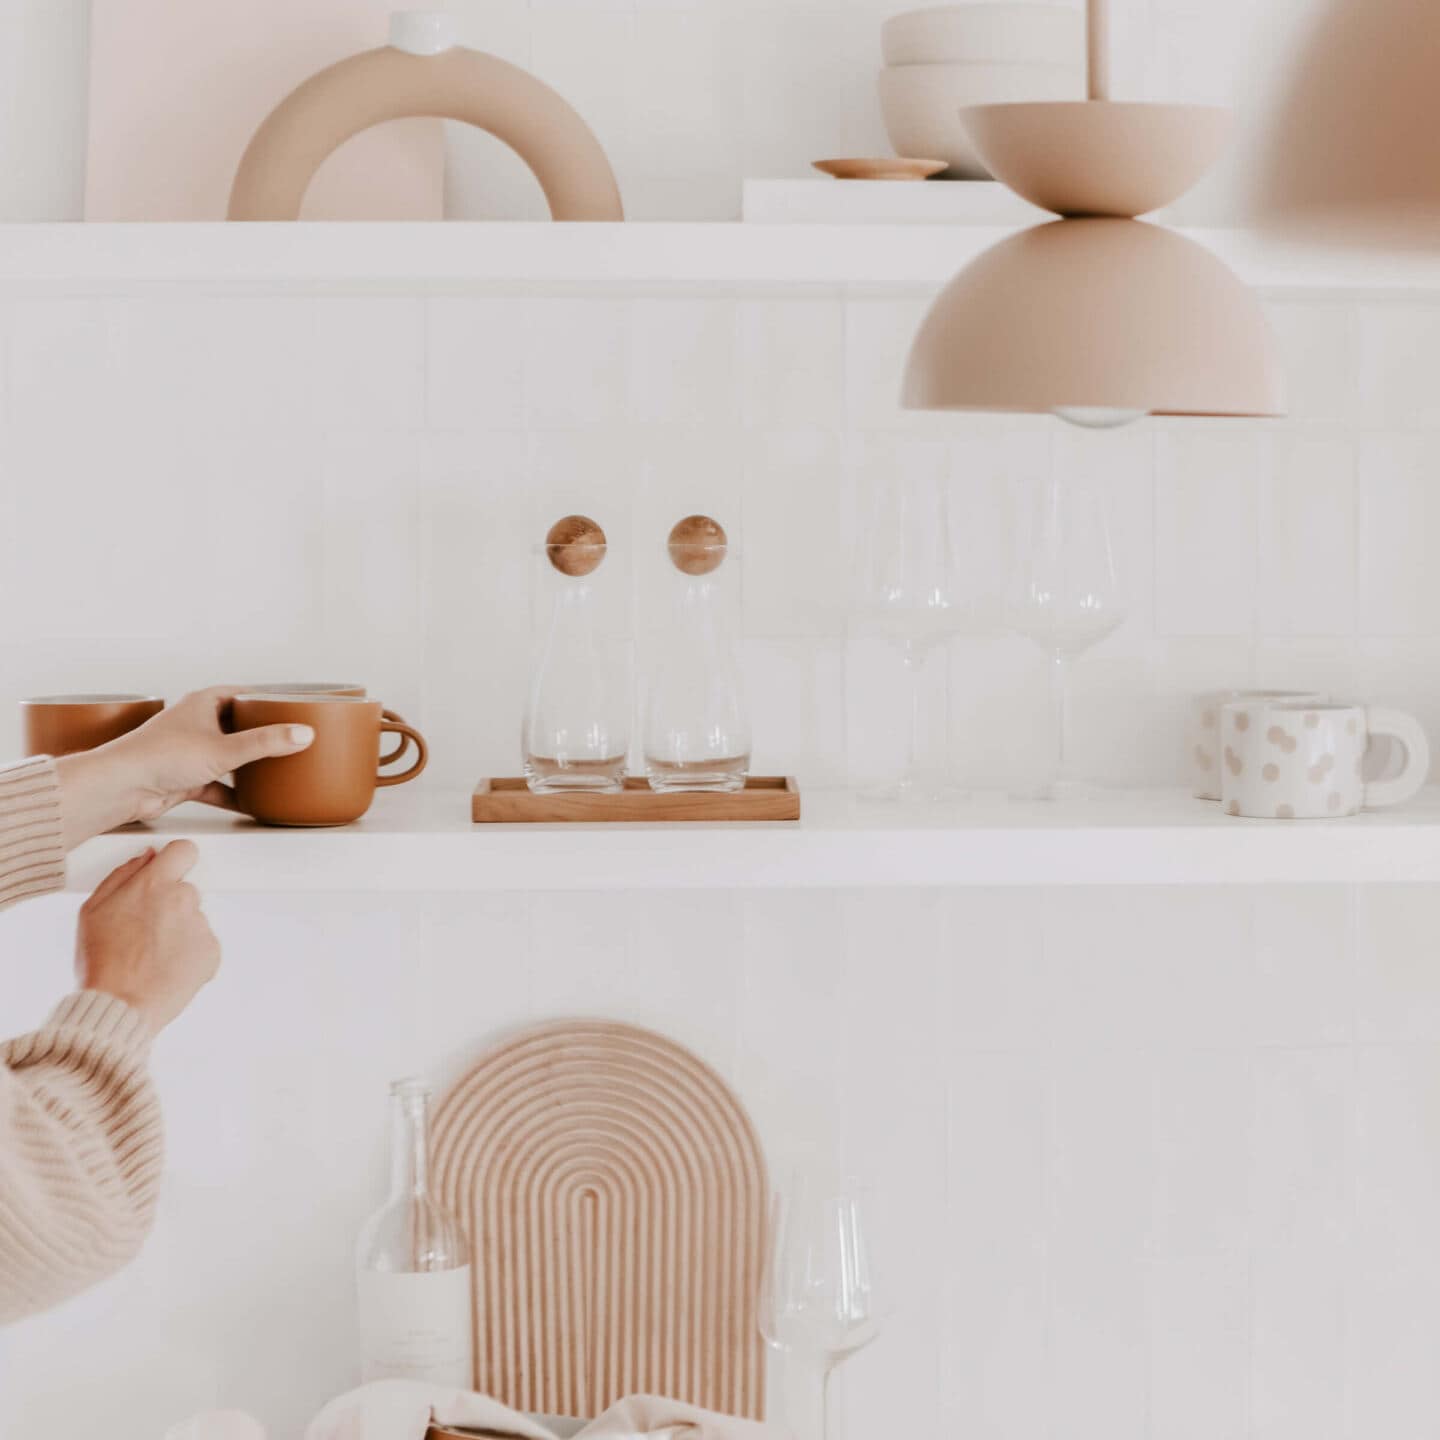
304,1380,782,1440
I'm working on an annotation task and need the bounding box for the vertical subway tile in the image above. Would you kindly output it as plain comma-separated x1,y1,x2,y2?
310,297,427,431
1360,300,1440,429
739,298,845,429
741,428,849,637
1251,1247,1347,1440
425,297,528,429
628,298,739,425
1358,434,1440,636
1356,887,1440,1042
1251,1048,1351,1252
1048,1248,1147,1440
1145,1256,1248,1440
524,297,631,428
1251,887,1355,1047
1262,299,1359,425
1258,436,1357,638
1154,427,1264,637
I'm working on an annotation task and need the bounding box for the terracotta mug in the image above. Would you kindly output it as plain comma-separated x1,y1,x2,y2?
249,682,410,763
21,693,164,757
231,693,427,827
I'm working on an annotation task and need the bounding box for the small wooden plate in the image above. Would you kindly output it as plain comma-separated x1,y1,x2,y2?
472,776,800,823
813,157,947,181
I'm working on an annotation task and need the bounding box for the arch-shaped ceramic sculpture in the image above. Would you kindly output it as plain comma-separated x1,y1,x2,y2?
431,1019,767,1418
228,46,623,221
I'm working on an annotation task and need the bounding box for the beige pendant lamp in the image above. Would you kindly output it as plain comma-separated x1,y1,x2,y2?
903,0,1285,424
1254,0,1440,249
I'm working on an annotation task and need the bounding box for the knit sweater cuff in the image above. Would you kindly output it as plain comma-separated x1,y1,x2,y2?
0,756,65,910
46,992,155,1060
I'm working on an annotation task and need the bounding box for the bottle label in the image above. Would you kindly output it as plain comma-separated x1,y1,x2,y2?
358,1265,473,1387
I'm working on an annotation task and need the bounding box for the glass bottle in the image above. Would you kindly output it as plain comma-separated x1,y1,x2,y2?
523,515,629,793
644,515,750,792
356,1078,472,1387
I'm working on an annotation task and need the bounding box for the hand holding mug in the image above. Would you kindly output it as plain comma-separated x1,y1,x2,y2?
54,687,316,849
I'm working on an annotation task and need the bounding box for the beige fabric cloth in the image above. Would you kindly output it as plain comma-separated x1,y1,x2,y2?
304,1382,782,1440
0,755,165,1323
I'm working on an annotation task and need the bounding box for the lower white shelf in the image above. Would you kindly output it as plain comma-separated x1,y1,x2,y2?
59,786,1440,893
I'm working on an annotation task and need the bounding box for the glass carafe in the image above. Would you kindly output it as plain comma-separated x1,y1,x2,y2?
523,515,630,793
356,1078,472,1387
644,515,750,792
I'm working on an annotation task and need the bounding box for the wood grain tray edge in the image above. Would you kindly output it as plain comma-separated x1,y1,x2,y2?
471,776,801,823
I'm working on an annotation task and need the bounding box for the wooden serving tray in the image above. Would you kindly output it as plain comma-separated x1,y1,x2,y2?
471,775,800,823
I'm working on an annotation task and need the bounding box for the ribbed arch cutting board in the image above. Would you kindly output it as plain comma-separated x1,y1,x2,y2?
431,1020,768,1420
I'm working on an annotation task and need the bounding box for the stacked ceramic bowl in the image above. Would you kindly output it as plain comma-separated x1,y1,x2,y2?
879,4,1087,178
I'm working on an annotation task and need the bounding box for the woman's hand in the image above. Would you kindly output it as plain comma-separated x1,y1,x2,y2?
55,687,314,849
75,841,220,1034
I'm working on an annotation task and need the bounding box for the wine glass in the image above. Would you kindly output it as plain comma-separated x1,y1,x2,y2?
852,454,966,801
758,1180,880,1440
1003,464,1127,800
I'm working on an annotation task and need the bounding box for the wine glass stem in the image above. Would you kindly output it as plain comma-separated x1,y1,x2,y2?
820,1361,834,1440
1051,651,1071,790
904,652,924,791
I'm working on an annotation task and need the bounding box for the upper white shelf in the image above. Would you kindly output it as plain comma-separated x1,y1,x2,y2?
2,222,1437,298
59,786,1440,894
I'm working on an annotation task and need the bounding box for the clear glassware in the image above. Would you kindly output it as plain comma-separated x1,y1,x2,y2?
852,458,966,801
356,1078,473,1387
644,515,750,793
1003,465,1127,800
523,516,629,794
759,1178,880,1440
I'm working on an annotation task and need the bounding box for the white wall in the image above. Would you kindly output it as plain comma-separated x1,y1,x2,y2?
442,0,1322,225
1,286,1438,794
0,274,1438,1437
5,880,1440,1440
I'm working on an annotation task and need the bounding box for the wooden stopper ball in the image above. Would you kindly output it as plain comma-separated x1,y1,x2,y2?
667,515,727,576
546,514,607,576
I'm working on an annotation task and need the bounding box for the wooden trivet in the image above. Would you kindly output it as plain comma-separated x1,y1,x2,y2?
431,1019,769,1419
471,776,800,823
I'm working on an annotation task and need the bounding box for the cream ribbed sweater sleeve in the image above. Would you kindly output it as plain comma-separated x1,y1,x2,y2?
0,757,65,911
0,993,162,1322
0,756,165,1322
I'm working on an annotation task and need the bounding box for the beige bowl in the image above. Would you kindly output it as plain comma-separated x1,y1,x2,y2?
882,5,1084,67
960,100,1231,215
878,62,1085,179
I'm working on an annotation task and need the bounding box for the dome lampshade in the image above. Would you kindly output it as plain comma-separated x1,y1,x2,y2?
903,218,1286,420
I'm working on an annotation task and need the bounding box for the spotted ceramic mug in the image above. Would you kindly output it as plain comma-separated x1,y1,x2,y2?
1187,689,1325,800
1219,700,1429,819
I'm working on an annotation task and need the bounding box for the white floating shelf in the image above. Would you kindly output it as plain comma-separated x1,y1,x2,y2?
1,222,1437,297
60,787,1440,894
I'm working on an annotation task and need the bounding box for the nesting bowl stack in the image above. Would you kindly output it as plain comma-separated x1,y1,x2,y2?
878,4,1087,178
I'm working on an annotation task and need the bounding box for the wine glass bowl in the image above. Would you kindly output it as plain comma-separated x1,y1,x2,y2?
759,1181,880,1440
1003,465,1128,799
852,458,967,799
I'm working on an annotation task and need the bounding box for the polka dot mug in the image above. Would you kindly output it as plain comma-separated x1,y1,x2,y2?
1218,700,1430,820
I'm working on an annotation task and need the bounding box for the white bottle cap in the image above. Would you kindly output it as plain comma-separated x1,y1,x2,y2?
389,11,458,56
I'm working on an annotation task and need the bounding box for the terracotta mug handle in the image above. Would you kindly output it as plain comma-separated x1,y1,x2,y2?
376,720,427,787
380,707,409,766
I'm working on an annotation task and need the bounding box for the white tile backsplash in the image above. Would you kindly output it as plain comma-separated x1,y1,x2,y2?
7,241,1440,1438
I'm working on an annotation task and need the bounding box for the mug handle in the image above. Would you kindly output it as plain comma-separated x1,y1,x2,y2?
1364,707,1430,809
376,720,428,787
380,708,409,767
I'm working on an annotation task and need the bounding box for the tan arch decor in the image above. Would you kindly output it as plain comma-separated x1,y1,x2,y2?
431,1019,768,1420
228,47,623,221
